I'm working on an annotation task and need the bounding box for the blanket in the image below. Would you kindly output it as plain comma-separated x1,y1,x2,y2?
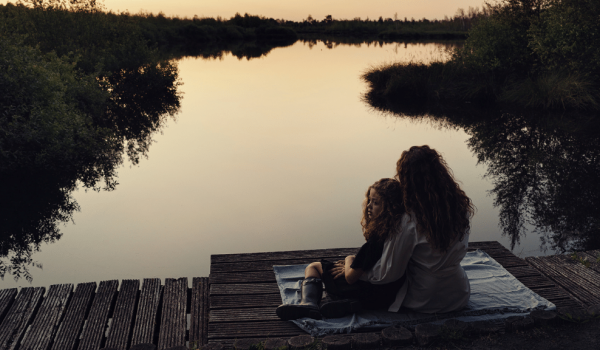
273,250,555,337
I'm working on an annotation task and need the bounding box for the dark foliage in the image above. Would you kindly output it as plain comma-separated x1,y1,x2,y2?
362,0,600,112
0,2,182,280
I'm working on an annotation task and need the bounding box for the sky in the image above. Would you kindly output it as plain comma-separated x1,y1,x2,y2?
3,0,489,21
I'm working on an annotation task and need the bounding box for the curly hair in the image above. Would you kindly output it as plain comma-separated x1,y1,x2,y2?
396,145,475,252
361,178,405,242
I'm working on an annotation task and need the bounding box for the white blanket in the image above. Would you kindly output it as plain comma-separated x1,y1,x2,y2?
273,250,555,336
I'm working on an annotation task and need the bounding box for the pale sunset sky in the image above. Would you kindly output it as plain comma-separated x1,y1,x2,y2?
4,0,489,21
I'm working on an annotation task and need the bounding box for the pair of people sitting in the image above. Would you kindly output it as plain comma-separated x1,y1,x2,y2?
277,146,474,320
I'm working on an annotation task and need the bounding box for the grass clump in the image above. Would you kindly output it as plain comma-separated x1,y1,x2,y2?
499,73,600,110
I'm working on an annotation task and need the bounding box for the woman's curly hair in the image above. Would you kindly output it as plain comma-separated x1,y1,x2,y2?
361,178,405,242
396,145,475,252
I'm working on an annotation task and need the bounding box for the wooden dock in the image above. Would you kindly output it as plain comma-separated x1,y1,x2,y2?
0,278,209,350
0,241,598,349
207,241,585,348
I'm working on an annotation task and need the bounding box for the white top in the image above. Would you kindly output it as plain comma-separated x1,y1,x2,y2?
359,212,470,313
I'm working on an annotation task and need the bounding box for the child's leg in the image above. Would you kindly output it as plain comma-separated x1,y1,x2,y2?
277,261,323,320
305,262,323,279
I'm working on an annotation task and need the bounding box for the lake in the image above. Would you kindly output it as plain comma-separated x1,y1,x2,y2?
1,40,558,288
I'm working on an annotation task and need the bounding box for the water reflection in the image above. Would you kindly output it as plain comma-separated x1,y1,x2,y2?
363,89,600,253
170,37,461,62
170,38,296,61
300,37,462,50
468,113,600,253
0,61,182,281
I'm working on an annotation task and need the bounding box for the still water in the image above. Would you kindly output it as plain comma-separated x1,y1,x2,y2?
1,40,551,288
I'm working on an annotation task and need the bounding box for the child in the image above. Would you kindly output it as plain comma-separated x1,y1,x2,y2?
276,178,406,320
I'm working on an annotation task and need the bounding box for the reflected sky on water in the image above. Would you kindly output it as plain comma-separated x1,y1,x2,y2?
1,40,548,288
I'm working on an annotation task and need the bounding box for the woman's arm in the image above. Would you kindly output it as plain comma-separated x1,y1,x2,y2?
330,255,364,285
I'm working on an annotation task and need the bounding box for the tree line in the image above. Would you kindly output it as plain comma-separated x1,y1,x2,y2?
279,7,492,39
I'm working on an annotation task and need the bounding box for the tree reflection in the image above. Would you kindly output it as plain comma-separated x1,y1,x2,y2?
300,36,463,52
467,113,600,252
169,38,296,61
363,89,600,253
0,59,181,281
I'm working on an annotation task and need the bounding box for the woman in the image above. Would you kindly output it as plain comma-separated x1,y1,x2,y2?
379,145,474,313
276,145,474,320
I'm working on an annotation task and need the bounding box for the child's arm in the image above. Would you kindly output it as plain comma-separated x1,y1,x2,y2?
344,255,364,284
331,256,364,284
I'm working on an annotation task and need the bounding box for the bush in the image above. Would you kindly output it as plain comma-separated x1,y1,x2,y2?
454,14,529,73
529,0,600,80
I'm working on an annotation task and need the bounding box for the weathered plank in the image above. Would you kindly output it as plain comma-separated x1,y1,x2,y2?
157,278,187,350
515,275,556,289
51,282,97,350
551,255,600,291
552,299,582,308
0,287,45,350
0,289,17,326
491,256,529,268
210,294,282,310
210,242,514,273
542,256,600,304
527,257,598,305
210,307,279,323
210,283,279,296
207,337,271,349
469,241,506,249
189,277,209,347
104,280,140,350
210,241,507,265
210,271,276,284
211,256,347,274
78,280,119,350
533,287,574,301
504,265,544,278
211,248,359,264
130,278,162,347
208,320,303,340
20,284,73,350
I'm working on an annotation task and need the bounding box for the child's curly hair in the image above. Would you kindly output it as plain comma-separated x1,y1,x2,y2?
361,178,405,242
396,145,475,252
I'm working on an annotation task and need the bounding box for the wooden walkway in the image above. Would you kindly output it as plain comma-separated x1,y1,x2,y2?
207,241,582,348
527,250,600,307
0,278,209,350
0,242,599,349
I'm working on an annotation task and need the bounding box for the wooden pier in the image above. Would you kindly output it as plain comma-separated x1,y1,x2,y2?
207,241,584,348
0,278,209,350
0,241,598,349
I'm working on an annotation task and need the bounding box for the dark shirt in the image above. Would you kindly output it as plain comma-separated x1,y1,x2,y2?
350,237,385,272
